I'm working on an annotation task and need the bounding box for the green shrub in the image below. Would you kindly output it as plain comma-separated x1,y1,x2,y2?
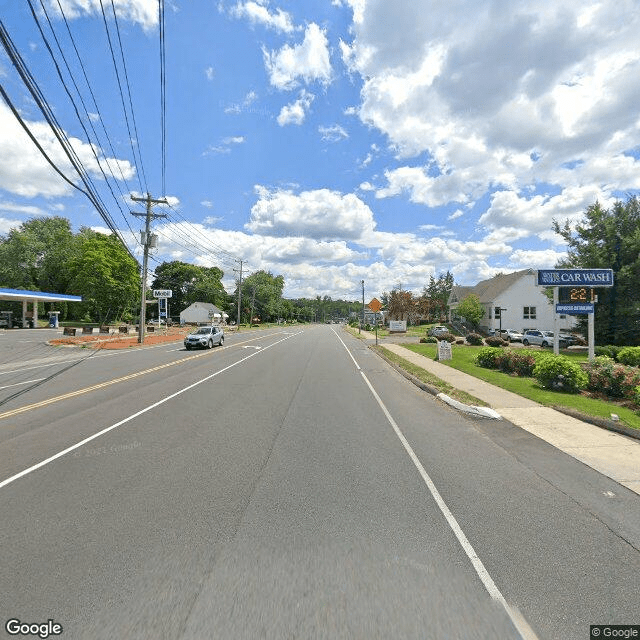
420,336,438,343
617,347,640,368
635,386,640,406
533,354,588,393
585,356,640,399
495,349,539,377
485,336,508,347
475,346,503,369
594,345,623,361
466,332,484,346
437,332,457,343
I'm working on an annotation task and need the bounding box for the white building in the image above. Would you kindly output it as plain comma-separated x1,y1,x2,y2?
448,269,578,333
179,302,228,325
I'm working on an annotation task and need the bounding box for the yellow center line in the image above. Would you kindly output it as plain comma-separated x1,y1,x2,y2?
0,333,279,421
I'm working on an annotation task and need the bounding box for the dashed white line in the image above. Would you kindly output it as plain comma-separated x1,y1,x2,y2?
0,331,302,491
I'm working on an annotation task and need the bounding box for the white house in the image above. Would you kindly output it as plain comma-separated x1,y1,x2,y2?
179,302,228,325
448,269,578,333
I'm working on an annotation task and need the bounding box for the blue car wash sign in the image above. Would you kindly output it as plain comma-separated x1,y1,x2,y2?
537,269,614,287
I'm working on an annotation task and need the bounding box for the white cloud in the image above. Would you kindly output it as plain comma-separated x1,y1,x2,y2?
201,200,215,209
277,91,314,126
230,1,295,33
47,0,158,31
205,67,215,81
246,186,376,240
263,23,332,90
0,102,135,198
342,0,640,228
319,124,348,142
509,248,567,270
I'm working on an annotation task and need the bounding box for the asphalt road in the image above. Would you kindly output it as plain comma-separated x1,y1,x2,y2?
0,325,638,639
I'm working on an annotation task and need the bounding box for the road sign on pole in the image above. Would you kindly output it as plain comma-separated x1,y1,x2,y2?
152,289,172,298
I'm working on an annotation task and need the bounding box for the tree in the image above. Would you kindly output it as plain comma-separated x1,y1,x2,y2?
238,271,284,323
455,294,484,327
553,197,640,345
67,228,140,323
423,270,454,321
0,216,76,293
151,261,229,315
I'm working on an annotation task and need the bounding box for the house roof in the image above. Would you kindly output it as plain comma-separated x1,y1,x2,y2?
449,269,535,305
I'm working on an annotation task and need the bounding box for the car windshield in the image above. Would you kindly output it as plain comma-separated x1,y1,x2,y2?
195,328,211,335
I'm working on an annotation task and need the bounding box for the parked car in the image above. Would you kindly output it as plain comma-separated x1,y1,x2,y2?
184,325,225,350
428,325,449,337
498,329,523,342
522,330,567,348
559,333,584,346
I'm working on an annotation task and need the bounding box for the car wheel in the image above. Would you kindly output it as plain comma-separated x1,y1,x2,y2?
542,341,548,347
185,345,191,350
208,339,213,349
219,336,224,346
522,339,529,346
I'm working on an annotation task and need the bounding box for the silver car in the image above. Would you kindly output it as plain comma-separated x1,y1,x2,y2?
184,326,225,350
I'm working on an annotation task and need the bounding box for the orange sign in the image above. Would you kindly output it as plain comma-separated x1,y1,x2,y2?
368,298,382,312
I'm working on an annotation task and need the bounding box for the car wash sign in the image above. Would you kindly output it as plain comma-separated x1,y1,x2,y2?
537,269,614,287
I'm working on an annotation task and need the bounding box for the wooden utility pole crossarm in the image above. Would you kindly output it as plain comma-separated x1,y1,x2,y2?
130,193,168,344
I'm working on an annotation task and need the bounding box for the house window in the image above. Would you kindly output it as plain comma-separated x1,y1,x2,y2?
494,306,501,319
523,306,536,320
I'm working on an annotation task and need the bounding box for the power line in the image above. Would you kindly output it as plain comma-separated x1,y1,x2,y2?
158,0,167,195
98,0,147,194
0,20,137,263
29,0,137,241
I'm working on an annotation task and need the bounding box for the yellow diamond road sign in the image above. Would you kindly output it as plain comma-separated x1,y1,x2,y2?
368,298,382,312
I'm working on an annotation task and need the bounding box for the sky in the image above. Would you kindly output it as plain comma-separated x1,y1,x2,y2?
1,0,640,301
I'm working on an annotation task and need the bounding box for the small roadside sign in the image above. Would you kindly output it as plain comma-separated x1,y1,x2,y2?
438,340,452,361
368,298,382,312
152,289,172,298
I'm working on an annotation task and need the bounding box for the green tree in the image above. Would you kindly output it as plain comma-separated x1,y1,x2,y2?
238,270,284,324
67,228,140,323
151,261,229,315
553,197,640,345
423,270,454,321
0,216,76,292
456,294,484,327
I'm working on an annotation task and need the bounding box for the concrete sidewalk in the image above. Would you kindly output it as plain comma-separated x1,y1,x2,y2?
380,342,640,497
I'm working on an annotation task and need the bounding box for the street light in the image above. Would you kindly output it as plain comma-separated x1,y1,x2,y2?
498,308,507,336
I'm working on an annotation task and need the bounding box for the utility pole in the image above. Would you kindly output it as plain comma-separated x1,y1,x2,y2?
360,279,365,333
250,286,256,327
234,259,244,331
130,193,167,344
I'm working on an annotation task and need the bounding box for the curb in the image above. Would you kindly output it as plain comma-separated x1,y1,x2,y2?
371,345,640,435
552,405,640,441
372,346,500,418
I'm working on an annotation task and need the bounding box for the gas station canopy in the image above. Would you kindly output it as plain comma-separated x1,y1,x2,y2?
0,288,82,328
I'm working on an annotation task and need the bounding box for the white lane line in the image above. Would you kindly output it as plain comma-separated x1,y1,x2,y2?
331,328,361,370
335,330,538,640
0,378,46,391
0,331,302,491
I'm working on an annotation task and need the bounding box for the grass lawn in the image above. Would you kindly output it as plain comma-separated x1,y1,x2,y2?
375,346,489,408
403,343,640,430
